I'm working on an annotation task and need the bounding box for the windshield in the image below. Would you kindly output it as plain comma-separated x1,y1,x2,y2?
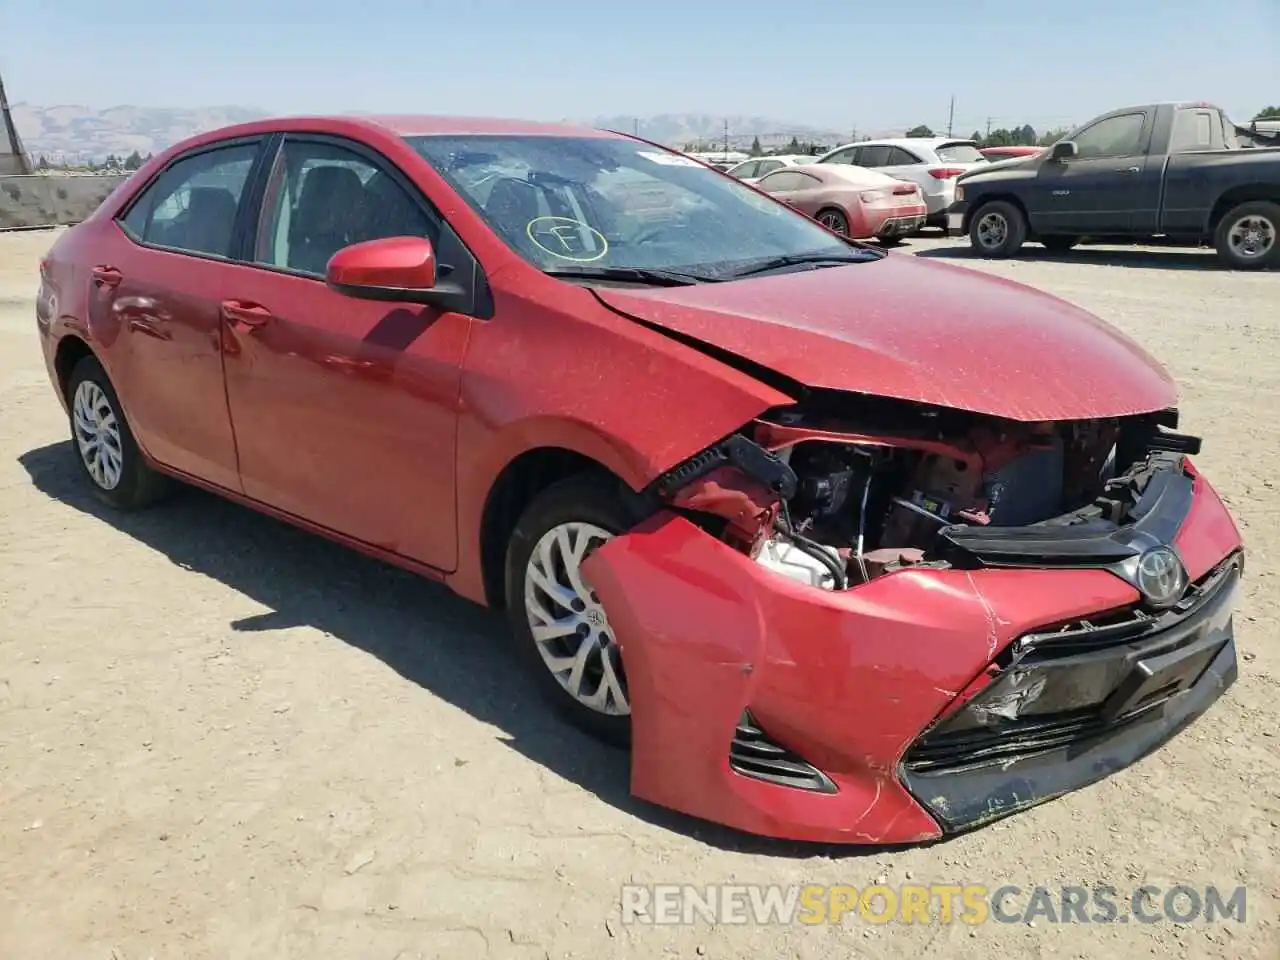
936,142,987,164
406,135,860,279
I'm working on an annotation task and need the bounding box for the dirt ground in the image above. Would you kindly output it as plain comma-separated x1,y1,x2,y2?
1,229,1277,959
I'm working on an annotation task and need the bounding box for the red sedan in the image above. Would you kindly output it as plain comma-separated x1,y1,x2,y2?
36,114,1244,845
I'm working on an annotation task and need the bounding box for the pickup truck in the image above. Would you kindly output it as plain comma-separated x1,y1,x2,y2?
947,101,1280,269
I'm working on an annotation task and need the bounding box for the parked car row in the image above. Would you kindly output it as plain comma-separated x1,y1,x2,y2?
721,136,993,237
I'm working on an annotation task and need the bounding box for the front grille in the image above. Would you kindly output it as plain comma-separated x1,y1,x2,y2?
729,711,837,793
902,553,1241,775
1010,555,1236,663
903,708,1147,772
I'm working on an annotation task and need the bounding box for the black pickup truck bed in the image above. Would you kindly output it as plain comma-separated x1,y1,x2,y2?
949,102,1280,269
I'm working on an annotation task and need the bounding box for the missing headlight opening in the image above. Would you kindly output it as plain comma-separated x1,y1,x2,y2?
651,397,1203,591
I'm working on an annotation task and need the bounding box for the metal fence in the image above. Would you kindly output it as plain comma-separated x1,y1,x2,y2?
0,174,129,231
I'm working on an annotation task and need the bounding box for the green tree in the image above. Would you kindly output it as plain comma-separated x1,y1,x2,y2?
124,150,144,170
1017,124,1037,145
968,130,985,147
750,135,762,156
786,135,801,152
905,124,934,138
37,155,50,171
1038,128,1069,146
1255,106,1280,120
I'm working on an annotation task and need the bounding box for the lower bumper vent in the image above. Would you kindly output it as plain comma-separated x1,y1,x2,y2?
729,711,837,794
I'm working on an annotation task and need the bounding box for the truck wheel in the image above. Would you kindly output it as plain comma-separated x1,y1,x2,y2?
1041,236,1079,252
968,201,1027,258
1214,201,1279,270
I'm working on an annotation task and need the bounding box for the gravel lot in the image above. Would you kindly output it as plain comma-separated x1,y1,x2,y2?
1,228,1277,959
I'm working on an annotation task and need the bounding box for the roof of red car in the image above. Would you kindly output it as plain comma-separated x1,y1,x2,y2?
362,115,614,137
203,114,617,140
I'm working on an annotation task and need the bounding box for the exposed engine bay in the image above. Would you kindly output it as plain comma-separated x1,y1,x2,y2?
652,396,1202,591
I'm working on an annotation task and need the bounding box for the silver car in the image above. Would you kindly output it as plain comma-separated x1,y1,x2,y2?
816,137,988,230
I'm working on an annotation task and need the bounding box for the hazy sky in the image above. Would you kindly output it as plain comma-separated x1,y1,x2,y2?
2,0,1277,133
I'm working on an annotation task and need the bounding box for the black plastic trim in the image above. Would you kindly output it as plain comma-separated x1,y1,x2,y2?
729,711,837,794
931,452,1195,568
899,555,1240,833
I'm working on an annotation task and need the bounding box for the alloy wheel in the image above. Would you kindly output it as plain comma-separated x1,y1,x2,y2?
72,379,124,491
976,211,1009,250
523,521,629,716
818,210,848,234
1227,215,1276,262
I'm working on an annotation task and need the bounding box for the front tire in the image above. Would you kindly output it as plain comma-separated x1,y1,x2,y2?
504,474,646,747
1213,201,1279,270
66,356,169,510
968,200,1027,258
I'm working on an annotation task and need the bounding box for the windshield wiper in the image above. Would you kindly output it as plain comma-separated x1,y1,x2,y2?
726,250,881,279
544,266,716,287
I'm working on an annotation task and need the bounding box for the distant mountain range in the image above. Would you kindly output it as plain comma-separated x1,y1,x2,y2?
10,103,851,163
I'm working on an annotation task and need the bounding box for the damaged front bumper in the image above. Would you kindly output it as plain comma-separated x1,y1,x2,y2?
581,464,1244,845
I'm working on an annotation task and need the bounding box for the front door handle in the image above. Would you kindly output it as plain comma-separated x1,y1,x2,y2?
220,299,273,330
91,265,122,288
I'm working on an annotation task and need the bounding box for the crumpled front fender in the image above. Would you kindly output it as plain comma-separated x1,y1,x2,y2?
582,513,1138,845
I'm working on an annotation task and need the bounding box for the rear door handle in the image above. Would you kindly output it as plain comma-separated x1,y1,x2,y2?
220,299,273,330
1118,166,1141,174
91,265,122,288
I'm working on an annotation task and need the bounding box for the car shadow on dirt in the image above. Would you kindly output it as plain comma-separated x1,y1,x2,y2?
19,440,915,861
912,243,1232,271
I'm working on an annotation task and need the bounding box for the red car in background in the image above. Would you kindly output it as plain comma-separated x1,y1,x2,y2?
36,114,1244,845
754,164,927,245
979,145,1045,161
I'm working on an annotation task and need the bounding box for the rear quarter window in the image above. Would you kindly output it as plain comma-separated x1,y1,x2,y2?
935,143,985,164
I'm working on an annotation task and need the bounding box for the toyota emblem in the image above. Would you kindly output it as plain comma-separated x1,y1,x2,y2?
1135,546,1187,609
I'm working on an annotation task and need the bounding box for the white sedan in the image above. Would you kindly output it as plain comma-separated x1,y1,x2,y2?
724,154,820,184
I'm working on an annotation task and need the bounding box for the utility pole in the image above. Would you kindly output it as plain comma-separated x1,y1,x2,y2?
633,118,639,136
723,118,729,156
946,96,955,137
0,67,32,175
986,117,993,139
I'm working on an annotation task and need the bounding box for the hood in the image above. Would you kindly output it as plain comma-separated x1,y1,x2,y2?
961,155,1040,180
592,254,1176,422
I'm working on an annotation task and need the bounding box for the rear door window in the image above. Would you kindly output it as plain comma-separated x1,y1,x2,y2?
119,142,261,258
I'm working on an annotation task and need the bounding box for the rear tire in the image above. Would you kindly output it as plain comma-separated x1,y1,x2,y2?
66,356,170,510
815,207,850,236
968,200,1027,258
1213,200,1279,270
1041,236,1079,252
504,473,648,748
878,235,905,248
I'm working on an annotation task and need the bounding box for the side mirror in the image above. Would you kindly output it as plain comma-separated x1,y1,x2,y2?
1049,140,1078,162
326,235,467,310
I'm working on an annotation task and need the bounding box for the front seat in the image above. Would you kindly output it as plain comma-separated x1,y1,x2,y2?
289,166,369,275
482,178,544,250
176,186,238,257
